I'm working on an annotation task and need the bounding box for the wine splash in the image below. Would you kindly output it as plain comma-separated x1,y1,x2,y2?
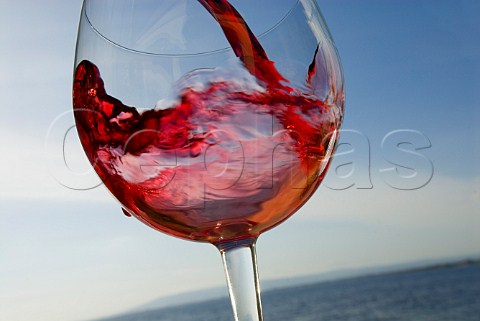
73,0,341,245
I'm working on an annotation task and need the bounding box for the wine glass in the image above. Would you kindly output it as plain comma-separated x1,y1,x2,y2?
73,0,344,320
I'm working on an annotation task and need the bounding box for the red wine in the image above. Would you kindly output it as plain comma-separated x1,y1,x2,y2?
73,0,341,245
197,0,289,90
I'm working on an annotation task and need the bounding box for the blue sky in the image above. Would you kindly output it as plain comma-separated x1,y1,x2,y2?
0,1,479,321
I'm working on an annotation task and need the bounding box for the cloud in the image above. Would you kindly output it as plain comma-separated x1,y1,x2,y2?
0,127,110,203
300,173,478,231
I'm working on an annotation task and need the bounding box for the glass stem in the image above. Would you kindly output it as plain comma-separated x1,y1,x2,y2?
219,240,263,321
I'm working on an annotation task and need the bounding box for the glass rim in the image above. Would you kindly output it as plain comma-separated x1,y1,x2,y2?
83,0,301,57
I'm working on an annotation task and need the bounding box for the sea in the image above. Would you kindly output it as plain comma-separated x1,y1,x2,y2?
94,262,480,321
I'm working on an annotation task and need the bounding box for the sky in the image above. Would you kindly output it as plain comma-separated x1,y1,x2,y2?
0,1,479,321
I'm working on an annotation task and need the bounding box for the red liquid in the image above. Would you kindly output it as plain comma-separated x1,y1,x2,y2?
73,0,342,245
